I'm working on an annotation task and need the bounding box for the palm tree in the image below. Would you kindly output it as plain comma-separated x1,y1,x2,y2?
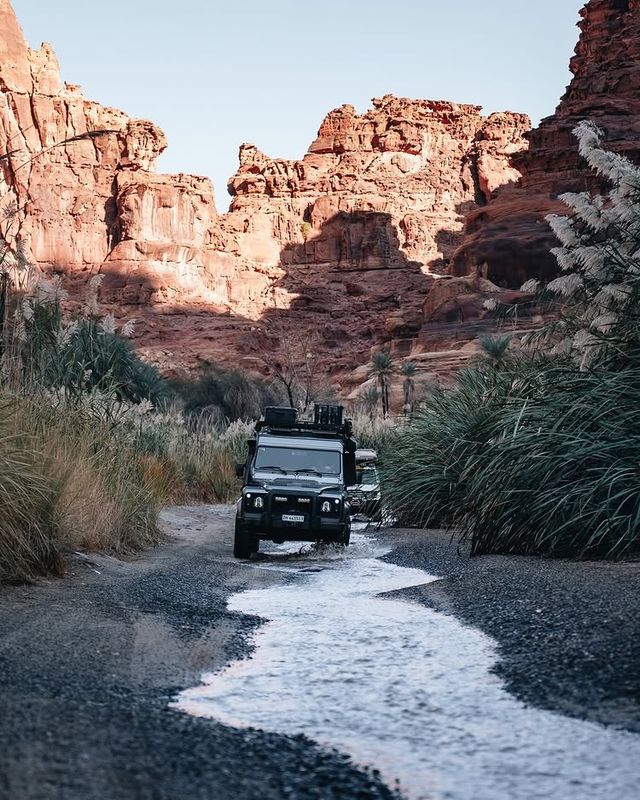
400,360,417,414
369,349,395,418
360,384,379,421
478,334,512,370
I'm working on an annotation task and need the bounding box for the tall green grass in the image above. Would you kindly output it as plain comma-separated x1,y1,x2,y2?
382,358,640,558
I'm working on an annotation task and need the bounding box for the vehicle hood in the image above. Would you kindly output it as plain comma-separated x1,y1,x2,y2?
250,475,342,494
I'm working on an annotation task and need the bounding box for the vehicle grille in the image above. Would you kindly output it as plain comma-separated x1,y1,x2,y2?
271,494,314,514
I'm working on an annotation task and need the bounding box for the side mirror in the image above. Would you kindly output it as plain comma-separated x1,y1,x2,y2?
343,452,357,487
235,463,245,478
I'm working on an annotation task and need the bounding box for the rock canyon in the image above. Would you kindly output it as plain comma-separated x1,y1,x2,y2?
0,0,635,396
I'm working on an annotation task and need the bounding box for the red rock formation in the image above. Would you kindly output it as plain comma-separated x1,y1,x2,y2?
451,0,640,287
0,0,531,380
228,98,529,273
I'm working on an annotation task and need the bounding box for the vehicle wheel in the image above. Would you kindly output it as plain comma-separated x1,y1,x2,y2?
338,524,351,547
233,520,258,559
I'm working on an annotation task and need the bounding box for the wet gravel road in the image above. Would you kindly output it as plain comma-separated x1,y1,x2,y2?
385,528,640,732
1,506,639,800
0,506,399,800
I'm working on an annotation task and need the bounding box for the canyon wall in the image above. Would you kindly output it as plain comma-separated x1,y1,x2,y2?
451,0,640,287
0,0,529,379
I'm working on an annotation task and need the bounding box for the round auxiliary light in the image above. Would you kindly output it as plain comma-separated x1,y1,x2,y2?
321,501,331,513
254,496,264,509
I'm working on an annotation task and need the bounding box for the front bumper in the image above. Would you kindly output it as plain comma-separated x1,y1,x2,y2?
239,510,347,541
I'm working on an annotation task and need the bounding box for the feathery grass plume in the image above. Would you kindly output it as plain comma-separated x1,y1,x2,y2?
351,410,397,452
538,121,640,367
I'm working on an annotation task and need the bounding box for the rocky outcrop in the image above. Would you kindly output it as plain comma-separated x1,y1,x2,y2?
451,0,640,287
0,0,241,312
228,97,529,274
0,0,532,380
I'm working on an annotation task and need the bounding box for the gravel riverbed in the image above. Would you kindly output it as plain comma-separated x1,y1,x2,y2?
384,527,640,732
0,506,399,800
1,506,638,800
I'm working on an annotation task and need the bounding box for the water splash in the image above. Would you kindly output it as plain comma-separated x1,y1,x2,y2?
174,534,640,800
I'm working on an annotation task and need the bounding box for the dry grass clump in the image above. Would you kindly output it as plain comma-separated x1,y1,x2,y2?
0,397,163,582
134,413,251,504
0,403,58,582
350,410,397,454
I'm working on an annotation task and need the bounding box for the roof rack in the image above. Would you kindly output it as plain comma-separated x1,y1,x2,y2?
255,404,354,439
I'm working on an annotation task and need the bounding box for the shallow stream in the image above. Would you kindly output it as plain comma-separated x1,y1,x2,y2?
174,532,640,800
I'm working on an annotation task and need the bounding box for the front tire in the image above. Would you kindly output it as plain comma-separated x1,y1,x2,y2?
338,523,351,547
233,520,258,559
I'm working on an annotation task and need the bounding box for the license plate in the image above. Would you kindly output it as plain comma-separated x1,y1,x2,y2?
282,514,305,523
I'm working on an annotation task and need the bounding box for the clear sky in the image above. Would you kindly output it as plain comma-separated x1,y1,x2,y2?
13,1,584,211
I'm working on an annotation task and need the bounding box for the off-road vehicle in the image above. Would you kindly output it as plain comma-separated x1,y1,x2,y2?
233,404,357,559
348,448,382,522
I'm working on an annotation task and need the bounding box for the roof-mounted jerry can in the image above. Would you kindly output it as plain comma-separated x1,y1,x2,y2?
233,404,357,558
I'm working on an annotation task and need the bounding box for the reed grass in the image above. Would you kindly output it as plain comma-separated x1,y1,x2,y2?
382,358,640,559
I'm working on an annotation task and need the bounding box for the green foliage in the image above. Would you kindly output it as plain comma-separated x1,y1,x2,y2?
11,283,165,403
169,366,284,424
477,334,512,367
400,360,417,412
57,320,165,403
382,357,640,557
382,124,640,560
369,349,395,418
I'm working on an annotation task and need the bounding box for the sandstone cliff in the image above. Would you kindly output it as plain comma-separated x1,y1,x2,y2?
451,0,640,287
0,0,530,382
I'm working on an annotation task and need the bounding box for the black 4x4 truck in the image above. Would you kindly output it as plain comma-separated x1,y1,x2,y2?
233,405,358,558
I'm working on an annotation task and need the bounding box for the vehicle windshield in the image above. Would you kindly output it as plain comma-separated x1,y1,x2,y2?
254,445,341,476
355,466,379,485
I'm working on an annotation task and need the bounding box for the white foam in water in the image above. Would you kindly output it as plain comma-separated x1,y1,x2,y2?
174,534,640,800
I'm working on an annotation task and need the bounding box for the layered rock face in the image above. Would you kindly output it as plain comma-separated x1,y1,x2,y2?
222,98,530,375
228,98,529,273
0,0,233,313
451,0,640,287
0,0,532,380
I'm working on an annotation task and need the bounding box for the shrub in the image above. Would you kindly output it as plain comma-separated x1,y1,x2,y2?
383,358,640,557
0,401,57,582
169,366,283,423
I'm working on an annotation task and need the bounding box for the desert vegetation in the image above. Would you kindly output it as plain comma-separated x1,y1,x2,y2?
382,123,640,559
0,245,276,582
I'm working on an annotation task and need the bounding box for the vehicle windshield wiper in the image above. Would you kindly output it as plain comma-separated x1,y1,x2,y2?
256,465,287,473
294,468,324,476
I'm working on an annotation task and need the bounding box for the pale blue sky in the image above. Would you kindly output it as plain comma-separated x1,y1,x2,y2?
13,1,584,210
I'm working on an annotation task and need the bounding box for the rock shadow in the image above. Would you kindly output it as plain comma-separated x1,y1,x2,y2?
260,210,434,368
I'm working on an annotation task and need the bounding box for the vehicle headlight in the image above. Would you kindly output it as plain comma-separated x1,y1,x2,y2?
254,496,264,509
321,499,341,514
